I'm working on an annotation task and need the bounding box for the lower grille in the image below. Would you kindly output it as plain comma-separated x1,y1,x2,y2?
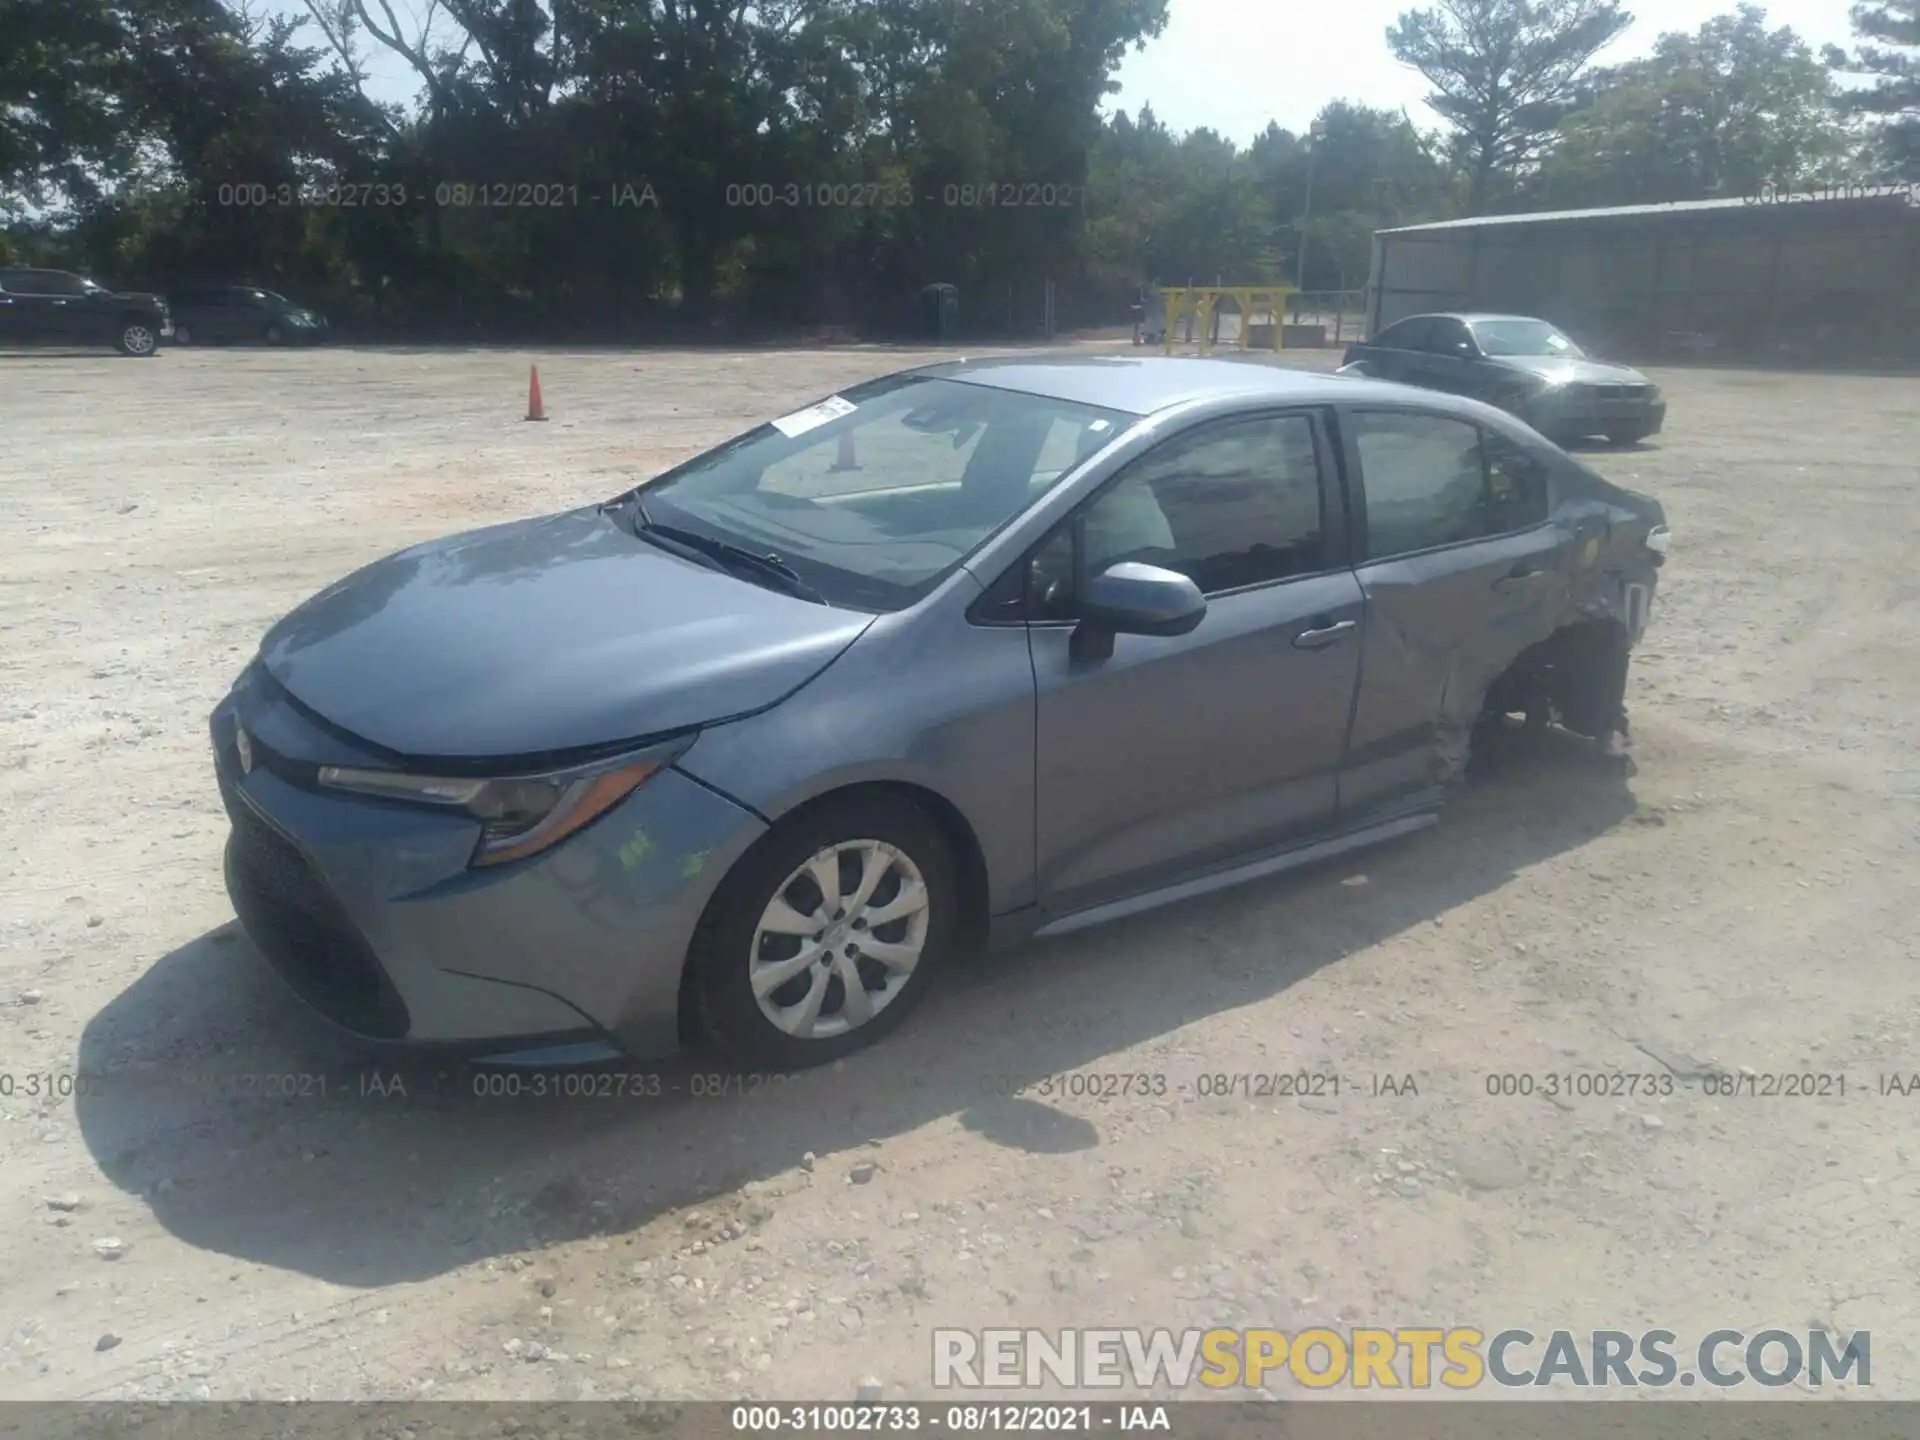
220,776,411,1040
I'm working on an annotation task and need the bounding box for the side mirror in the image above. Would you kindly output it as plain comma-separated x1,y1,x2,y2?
1453,339,1479,356
1071,562,1207,662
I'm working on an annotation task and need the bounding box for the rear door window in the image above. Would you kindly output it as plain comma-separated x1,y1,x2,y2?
1373,318,1432,351
1350,411,1552,559
3,271,84,296
1351,411,1489,558
1423,317,1474,355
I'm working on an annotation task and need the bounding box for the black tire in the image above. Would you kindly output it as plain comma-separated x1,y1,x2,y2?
115,319,160,356
687,791,958,1071
1605,426,1647,446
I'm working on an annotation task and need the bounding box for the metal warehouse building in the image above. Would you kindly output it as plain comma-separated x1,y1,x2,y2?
1364,193,1920,363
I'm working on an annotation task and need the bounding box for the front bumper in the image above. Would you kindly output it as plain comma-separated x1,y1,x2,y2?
1531,389,1665,436
209,670,766,1058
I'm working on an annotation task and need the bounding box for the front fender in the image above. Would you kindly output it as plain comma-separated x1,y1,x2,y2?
674,610,1039,916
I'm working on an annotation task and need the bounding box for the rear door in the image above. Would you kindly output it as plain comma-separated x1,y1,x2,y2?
1335,406,1567,814
170,287,211,337
1026,409,1365,916
0,271,30,343
1404,316,1479,396
1358,318,1431,383
0,270,80,343
202,288,243,340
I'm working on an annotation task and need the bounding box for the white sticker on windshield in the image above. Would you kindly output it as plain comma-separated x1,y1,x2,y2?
771,394,857,438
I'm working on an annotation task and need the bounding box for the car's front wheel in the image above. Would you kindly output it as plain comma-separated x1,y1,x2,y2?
687,791,957,1071
116,320,159,356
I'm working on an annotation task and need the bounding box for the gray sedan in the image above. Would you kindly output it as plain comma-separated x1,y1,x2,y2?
209,357,1669,1070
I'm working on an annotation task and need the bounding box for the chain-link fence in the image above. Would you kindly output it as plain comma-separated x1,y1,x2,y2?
1284,290,1367,346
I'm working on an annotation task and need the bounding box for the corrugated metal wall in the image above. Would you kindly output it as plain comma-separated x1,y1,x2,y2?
1368,201,1920,361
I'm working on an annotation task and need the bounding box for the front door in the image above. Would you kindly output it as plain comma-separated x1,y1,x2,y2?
1029,410,1364,918
33,272,98,343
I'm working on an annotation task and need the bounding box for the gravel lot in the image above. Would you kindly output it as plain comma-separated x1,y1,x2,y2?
2,342,1917,1402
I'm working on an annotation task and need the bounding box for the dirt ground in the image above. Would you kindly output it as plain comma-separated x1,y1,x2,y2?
1,340,1917,1403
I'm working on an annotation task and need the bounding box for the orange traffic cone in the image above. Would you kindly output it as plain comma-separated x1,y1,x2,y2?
829,430,859,471
526,365,548,422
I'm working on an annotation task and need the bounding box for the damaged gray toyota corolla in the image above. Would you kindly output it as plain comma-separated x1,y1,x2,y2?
209,357,1667,1070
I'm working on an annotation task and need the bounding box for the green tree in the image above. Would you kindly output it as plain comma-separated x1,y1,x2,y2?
1540,5,1851,203
1387,0,1633,210
1827,0,1920,177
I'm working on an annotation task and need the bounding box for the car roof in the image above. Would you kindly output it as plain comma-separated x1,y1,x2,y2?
909,354,1442,419
1389,312,1555,326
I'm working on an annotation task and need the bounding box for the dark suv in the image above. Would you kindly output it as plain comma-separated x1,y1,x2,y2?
0,268,171,356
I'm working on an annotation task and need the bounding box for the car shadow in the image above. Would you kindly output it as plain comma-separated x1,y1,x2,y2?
73,728,1637,1286
0,350,130,361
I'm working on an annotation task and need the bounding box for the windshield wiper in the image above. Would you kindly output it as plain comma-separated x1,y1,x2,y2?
624,498,827,605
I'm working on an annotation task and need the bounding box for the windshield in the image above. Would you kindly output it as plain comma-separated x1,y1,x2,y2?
1470,318,1584,358
626,375,1131,612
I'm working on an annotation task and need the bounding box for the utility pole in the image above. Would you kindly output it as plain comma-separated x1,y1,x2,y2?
1296,119,1327,300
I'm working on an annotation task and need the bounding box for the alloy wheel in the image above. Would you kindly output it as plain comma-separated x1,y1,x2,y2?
748,839,930,1041
121,325,156,355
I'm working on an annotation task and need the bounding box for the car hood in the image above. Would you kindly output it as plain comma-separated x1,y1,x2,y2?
1492,355,1651,385
259,506,874,761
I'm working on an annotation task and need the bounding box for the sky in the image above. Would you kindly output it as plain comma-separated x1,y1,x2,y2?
285,0,1864,145
1108,0,1860,141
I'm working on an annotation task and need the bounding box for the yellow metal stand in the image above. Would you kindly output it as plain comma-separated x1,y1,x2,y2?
1157,285,1296,354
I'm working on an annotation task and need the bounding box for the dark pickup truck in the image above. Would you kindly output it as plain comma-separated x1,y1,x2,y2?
0,267,172,356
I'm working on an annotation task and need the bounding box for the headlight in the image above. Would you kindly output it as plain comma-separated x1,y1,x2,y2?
318,736,692,868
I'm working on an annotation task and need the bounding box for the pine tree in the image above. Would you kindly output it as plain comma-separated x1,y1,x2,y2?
1828,0,1920,177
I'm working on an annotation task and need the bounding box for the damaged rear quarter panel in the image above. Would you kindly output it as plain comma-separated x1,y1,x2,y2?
1336,408,1664,808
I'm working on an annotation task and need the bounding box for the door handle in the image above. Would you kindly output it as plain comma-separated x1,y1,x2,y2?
1293,618,1357,650
1492,564,1543,594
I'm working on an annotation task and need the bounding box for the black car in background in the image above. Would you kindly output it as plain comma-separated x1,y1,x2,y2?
0,268,171,356
167,284,328,345
1339,313,1666,446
